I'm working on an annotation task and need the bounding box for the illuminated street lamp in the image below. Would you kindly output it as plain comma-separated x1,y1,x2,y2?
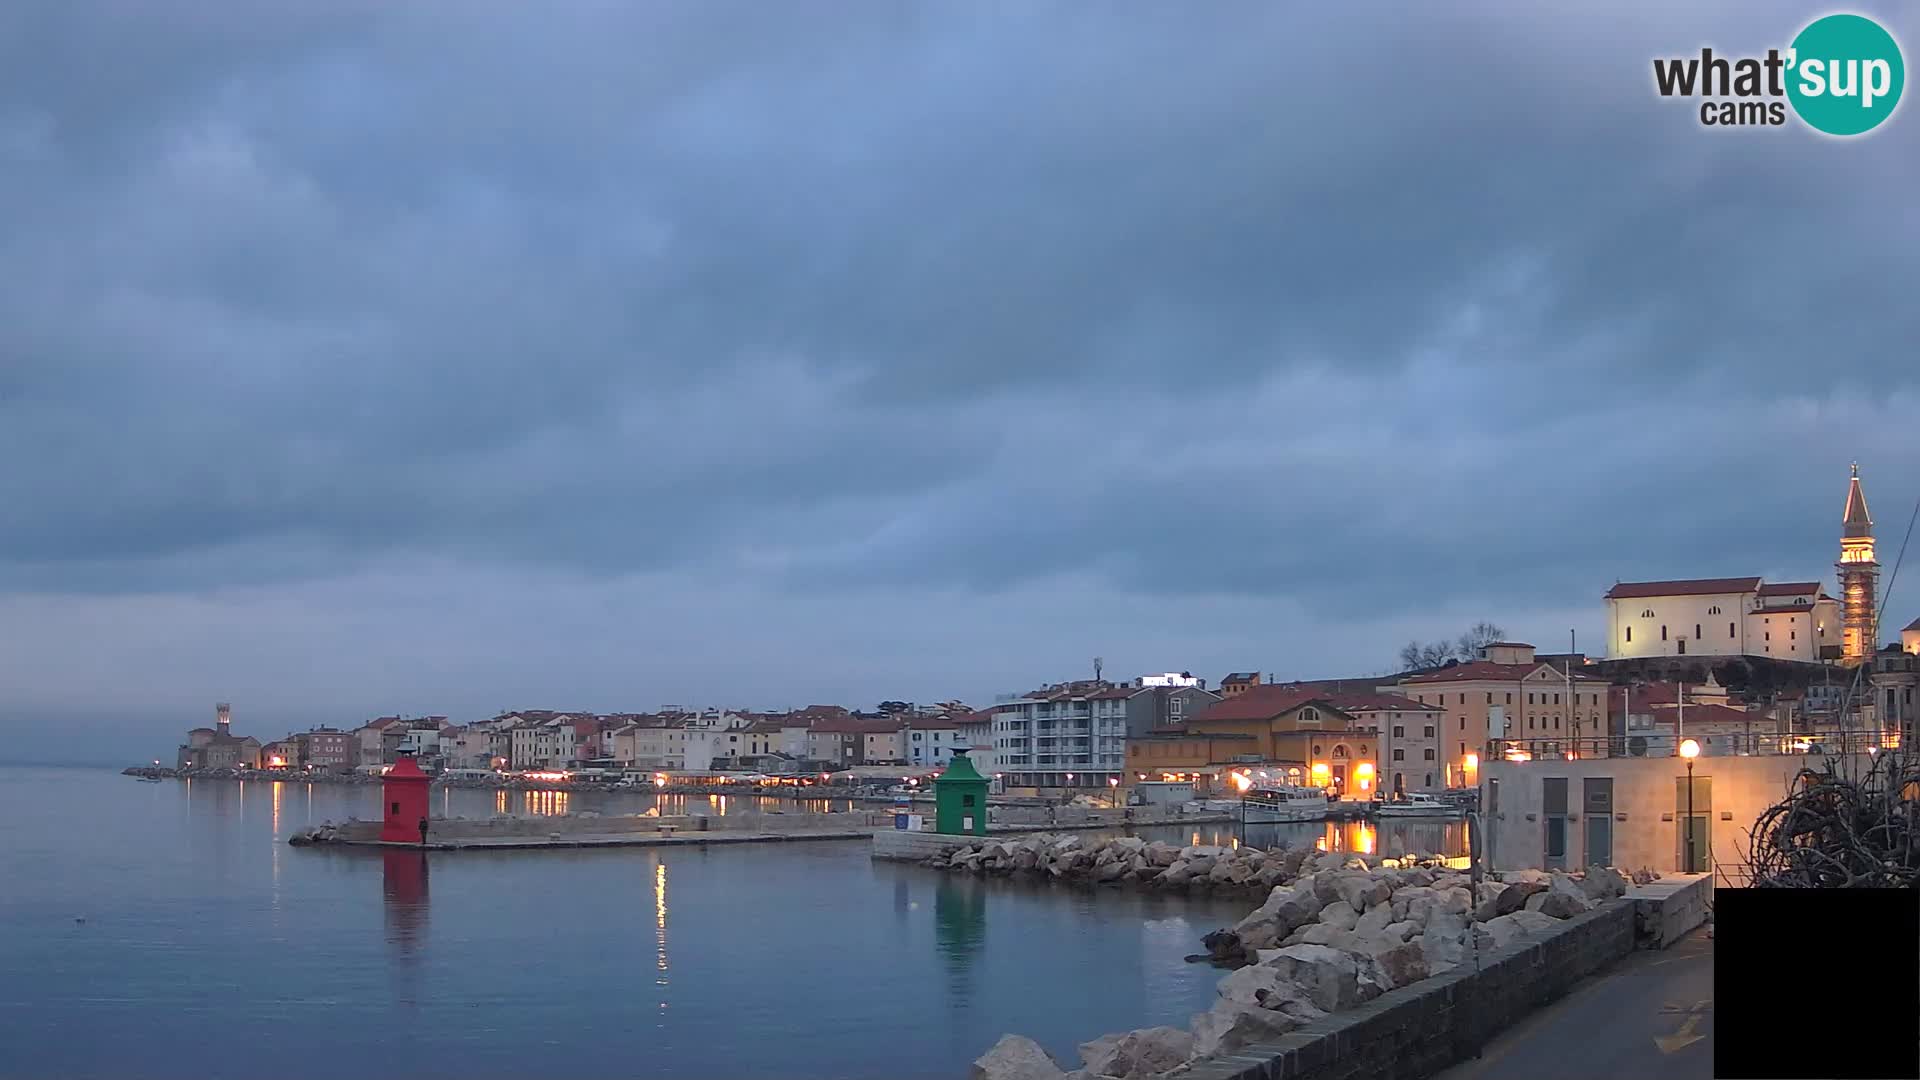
1108,776,1119,807
1679,738,1700,873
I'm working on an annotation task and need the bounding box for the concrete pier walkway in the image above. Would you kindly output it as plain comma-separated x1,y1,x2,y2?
1435,927,1714,1080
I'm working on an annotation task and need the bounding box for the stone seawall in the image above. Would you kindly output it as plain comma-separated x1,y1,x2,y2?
1178,901,1639,1080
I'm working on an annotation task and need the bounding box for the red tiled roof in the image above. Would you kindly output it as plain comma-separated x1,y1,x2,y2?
1318,692,1444,713
1757,582,1820,597
1189,686,1340,723
1402,661,1603,685
1645,701,1760,726
903,715,964,729
810,716,906,735
1605,577,1761,599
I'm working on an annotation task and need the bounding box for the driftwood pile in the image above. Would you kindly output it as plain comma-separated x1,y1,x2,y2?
1748,751,1920,889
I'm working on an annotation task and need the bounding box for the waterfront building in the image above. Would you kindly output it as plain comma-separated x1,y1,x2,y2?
904,714,966,767
176,703,263,770
1128,686,1370,794
1389,642,1609,785
989,681,1130,791
1123,681,1222,738
293,728,355,772
1314,691,1445,795
354,716,406,767
1904,618,1920,656
1482,746,1877,876
260,739,299,769
953,708,999,777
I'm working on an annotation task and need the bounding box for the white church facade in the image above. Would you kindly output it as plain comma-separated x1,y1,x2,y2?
1604,466,1876,665
1604,577,1840,662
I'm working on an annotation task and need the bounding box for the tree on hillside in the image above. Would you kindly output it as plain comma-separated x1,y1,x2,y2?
1397,621,1508,672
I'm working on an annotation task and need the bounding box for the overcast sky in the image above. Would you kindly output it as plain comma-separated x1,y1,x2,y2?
3,2,1917,761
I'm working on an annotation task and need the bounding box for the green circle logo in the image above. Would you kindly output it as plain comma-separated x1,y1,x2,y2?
1787,14,1904,135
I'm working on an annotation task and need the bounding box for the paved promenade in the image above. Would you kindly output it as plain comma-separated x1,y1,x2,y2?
1436,926,1713,1080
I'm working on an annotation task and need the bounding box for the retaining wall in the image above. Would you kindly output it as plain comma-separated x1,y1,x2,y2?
1180,900,1641,1080
1628,873,1713,948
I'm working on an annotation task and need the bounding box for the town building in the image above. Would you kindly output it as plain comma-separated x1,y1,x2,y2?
990,680,1131,790
175,703,262,770
1218,672,1262,698
1904,617,1920,656
1391,642,1609,785
1123,682,1222,738
260,739,299,769
294,728,355,772
1316,691,1446,796
904,714,966,767
1128,686,1368,794
1602,467,1885,664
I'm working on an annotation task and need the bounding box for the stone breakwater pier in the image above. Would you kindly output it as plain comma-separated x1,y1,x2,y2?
290,811,874,850
951,841,1709,1080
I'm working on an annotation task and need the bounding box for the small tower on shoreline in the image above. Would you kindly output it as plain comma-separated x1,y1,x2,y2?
1837,463,1879,663
216,702,232,735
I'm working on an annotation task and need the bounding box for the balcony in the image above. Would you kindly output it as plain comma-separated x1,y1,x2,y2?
1485,728,1895,762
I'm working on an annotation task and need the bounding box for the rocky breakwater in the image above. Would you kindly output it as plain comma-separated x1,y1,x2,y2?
969,853,1641,1080
922,834,1452,901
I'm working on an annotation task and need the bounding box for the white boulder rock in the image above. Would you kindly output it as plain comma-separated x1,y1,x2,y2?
972,1035,1067,1080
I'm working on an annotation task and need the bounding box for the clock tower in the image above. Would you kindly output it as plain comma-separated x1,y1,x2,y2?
1837,463,1878,663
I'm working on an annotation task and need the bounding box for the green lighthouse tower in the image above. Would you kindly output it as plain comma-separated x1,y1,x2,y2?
933,749,990,836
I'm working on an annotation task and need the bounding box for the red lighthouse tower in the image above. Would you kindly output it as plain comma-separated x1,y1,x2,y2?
380,753,432,844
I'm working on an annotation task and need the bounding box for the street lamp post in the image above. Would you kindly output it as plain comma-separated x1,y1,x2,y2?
1679,738,1700,873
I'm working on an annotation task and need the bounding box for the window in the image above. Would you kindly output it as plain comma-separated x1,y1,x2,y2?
391,802,400,814
1765,631,1770,642
1642,608,1655,618
1425,772,1433,786
1506,693,1513,704
1392,725,1405,738
1485,692,1492,704
1528,717,1535,730
1312,744,1322,756
1300,707,1318,724
1729,622,1736,638
1458,717,1465,730
1708,605,1721,615
1424,725,1435,737
1528,693,1535,705
1661,625,1668,641
1458,743,1467,755
1626,626,1632,643
1393,749,1405,761
1791,630,1797,640
1458,694,1466,705
1694,624,1702,639
1553,693,1560,705
1424,750,1435,760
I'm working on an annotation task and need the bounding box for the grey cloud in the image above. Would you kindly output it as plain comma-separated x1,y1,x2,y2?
3,2,1920,720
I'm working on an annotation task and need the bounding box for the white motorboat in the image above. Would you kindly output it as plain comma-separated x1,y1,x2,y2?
1240,786,1331,823
1376,792,1462,818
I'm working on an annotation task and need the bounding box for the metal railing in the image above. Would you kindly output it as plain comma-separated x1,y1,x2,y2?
1485,729,1895,762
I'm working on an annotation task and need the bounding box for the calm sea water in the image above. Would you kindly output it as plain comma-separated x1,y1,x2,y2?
0,767,1464,1079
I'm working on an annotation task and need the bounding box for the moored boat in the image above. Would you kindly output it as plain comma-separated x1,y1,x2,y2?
1240,786,1330,822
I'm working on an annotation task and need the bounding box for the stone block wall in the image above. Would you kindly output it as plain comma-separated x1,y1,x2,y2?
1180,900,1639,1080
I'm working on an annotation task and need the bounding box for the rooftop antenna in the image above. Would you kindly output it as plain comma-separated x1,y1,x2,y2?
1093,656,1104,684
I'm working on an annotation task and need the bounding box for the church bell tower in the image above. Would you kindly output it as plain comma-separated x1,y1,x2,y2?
1837,463,1878,662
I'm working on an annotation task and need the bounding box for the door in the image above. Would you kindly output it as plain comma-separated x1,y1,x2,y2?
1543,777,1569,870
1676,775,1712,873
1583,777,1613,868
